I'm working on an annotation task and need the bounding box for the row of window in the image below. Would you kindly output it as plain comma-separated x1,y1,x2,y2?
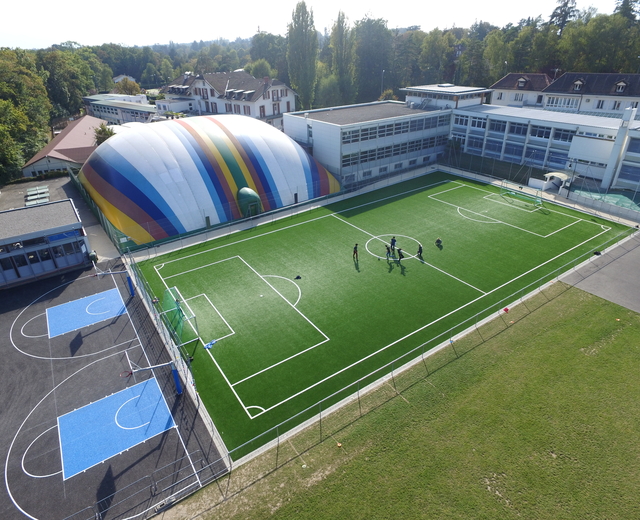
453,133,571,167
546,97,579,109
341,134,447,167
342,115,449,144
0,242,83,273
454,117,576,143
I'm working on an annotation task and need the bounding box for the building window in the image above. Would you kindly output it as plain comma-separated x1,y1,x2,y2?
626,138,640,154
454,115,468,126
504,142,524,158
612,101,621,110
287,101,291,112
596,100,605,109
530,125,551,139
409,119,425,132
466,136,483,151
631,101,639,109
546,96,578,109
573,81,582,91
514,93,524,102
508,122,528,136
616,83,626,93
394,162,403,170
363,170,372,177
470,117,486,129
243,106,251,115
553,129,576,142
619,163,640,183
496,92,503,100
379,166,388,173
489,120,506,133
273,103,280,114
259,106,266,118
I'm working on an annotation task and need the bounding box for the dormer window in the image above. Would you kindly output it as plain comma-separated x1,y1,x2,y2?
517,78,527,88
573,80,583,91
616,82,626,93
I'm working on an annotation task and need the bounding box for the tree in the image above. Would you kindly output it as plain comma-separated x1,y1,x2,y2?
94,123,115,146
113,77,141,95
0,49,51,184
353,17,391,103
330,11,356,104
246,59,273,79
419,29,457,84
483,30,511,83
287,1,318,109
36,49,94,121
549,0,579,35
614,0,638,23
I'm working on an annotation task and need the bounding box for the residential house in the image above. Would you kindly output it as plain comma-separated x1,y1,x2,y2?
157,71,297,129
489,73,553,107
541,72,640,116
22,115,108,177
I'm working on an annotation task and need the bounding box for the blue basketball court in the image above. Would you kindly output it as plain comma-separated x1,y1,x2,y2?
57,378,176,480
46,288,126,338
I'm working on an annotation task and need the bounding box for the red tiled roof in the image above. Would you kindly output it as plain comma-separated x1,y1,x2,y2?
23,115,107,168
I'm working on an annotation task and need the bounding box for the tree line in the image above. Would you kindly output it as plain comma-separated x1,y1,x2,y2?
1,0,639,184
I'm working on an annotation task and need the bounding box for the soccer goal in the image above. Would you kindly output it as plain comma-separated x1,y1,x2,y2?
500,180,543,209
159,286,199,360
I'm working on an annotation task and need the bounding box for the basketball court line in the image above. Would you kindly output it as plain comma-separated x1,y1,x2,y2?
57,377,176,480
46,287,126,338
5,273,201,519
10,276,140,361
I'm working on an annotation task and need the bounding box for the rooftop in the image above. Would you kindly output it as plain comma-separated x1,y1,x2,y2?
0,199,81,242
462,104,633,131
401,84,493,96
289,101,445,125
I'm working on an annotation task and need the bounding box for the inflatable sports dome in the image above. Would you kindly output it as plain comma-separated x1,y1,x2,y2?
79,115,341,245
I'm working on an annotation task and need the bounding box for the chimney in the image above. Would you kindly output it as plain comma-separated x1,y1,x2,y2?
264,76,270,85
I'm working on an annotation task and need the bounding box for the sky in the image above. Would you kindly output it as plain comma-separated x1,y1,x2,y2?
3,0,617,50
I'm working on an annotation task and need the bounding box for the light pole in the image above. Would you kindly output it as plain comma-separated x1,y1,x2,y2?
380,69,385,98
636,56,640,74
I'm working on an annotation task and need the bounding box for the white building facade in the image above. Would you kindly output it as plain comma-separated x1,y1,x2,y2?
157,71,297,129
284,82,640,193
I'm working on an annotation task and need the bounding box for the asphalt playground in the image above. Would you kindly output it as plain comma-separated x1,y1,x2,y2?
0,260,227,520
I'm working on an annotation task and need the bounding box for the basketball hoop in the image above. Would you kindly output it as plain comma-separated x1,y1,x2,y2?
120,370,133,378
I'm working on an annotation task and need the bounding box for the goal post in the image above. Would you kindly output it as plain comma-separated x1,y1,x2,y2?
500,180,543,208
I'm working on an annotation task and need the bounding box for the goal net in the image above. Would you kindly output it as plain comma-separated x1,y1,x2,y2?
159,287,199,360
500,180,543,209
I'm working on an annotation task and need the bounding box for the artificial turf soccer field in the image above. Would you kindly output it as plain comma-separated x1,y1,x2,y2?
137,172,633,457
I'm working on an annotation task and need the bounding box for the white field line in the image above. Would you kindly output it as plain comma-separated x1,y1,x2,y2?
430,189,590,238
331,213,486,294
152,179,453,270
243,224,611,418
107,276,202,488
148,178,615,420
194,293,235,341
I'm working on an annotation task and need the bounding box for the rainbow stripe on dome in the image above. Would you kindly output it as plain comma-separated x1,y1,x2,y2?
79,115,340,245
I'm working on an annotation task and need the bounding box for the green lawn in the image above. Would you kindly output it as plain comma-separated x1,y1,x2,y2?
165,285,640,520
137,172,633,457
